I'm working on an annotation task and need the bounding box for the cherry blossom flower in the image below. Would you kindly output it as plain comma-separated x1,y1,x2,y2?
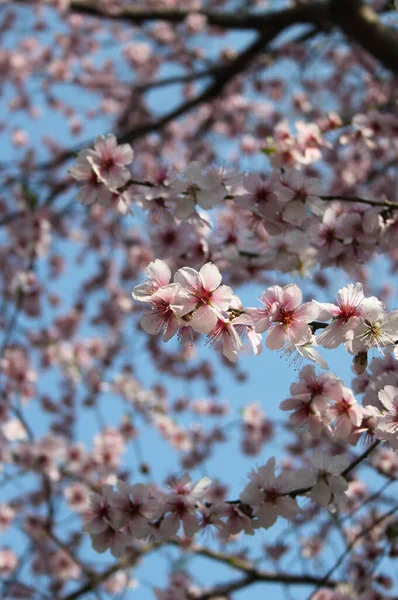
280,393,330,436
64,483,89,512
132,259,172,302
217,503,256,538
0,549,18,577
174,263,232,334
82,485,114,534
89,526,130,558
235,172,280,230
309,452,350,509
109,480,161,538
315,283,369,349
245,286,281,333
87,133,134,189
289,365,341,402
158,474,211,539
140,283,183,342
50,550,81,580
241,403,273,455
206,317,243,362
265,284,319,350
346,307,398,355
0,504,15,532
171,162,225,217
328,386,363,439
375,385,398,449
275,168,324,221
69,149,114,206
240,458,300,529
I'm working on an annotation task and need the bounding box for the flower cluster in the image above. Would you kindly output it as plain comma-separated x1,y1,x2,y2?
4,2,398,598
69,134,134,212
82,455,352,557
133,263,398,375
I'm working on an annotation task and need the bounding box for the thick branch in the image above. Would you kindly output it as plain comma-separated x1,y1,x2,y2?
329,0,398,76
62,542,340,600
117,6,327,145
68,1,327,31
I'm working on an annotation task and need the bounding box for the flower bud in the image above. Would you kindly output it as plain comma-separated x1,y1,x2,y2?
352,352,367,375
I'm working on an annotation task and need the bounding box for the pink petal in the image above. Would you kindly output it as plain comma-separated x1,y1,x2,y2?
174,267,200,290
141,311,161,335
313,301,339,320
287,322,312,346
190,305,218,334
316,320,345,349
266,324,287,350
294,302,319,323
148,260,171,287
182,512,199,537
280,284,302,311
163,316,180,342
152,283,180,304
199,263,222,291
211,284,232,310
257,503,278,528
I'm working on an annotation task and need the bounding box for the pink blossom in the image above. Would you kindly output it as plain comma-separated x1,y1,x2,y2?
206,317,243,362
88,133,134,189
82,485,114,534
240,458,300,529
0,504,15,532
275,168,324,221
280,393,329,436
315,283,368,349
245,286,281,333
235,172,279,211
69,149,113,206
346,307,398,355
328,386,363,439
265,284,319,350
132,259,172,302
289,365,341,400
309,452,350,509
89,526,130,558
109,480,161,538
159,474,211,539
140,283,183,342
174,263,232,334
171,162,225,217
375,385,398,449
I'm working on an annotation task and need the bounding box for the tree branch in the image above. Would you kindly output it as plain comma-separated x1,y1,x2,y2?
117,6,327,145
307,501,398,599
67,1,327,31
62,541,340,600
329,0,398,76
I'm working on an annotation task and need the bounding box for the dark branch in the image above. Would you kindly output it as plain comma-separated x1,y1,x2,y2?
68,1,327,31
329,0,398,76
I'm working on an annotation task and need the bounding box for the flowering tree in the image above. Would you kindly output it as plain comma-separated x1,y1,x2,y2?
1,0,398,599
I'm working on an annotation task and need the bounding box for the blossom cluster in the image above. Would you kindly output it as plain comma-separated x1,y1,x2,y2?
3,1,398,598
132,261,398,372
70,135,329,224
69,133,134,212
69,134,398,286
82,453,352,558
280,365,398,449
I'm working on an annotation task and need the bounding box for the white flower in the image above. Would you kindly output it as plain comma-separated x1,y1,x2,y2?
309,452,350,510
171,162,225,217
240,457,300,529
